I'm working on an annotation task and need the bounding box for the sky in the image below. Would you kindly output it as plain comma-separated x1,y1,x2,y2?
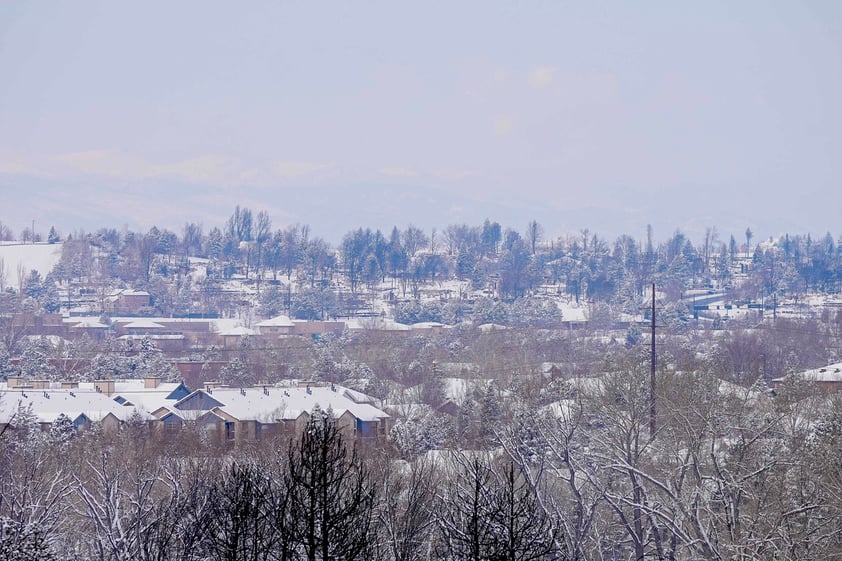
1,1,841,246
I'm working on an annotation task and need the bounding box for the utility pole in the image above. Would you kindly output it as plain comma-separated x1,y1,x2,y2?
649,282,656,440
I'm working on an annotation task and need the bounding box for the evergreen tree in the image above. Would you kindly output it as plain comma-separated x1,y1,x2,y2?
46,226,60,244
49,413,75,445
16,337,56,381
421,360,446,407
206,227,224,261
258,284,286,318
479,382,502,444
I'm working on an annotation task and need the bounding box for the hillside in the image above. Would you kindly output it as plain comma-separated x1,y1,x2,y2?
0,242,63,290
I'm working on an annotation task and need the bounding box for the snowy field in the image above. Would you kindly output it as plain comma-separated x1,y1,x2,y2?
0,242,63,289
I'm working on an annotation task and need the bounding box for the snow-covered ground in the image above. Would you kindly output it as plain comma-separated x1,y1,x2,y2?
0,242,63,289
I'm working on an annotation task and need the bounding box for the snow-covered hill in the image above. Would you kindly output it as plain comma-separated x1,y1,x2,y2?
0,242,63,289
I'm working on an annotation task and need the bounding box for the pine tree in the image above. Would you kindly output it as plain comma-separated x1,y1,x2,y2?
480,382,502,445
46,226,60,244
421,360,446,407
49,413,75,445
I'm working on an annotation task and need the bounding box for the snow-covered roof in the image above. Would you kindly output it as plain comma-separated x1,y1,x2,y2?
108,289,150,298
341,387,376,405
345,318,411,331
23,335,70,346
113,391,181,413
443,377,487,403
716,379,763,399
122,319,165,329
77,380,186,396
773,362,842,383
119,334,184,340
68,319,110,329
556,302,588,323
541,399,579,419
0,389,154,424
170,385,389,423
256,315,295,327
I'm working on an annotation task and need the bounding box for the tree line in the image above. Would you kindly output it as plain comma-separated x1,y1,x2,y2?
7,208,840,322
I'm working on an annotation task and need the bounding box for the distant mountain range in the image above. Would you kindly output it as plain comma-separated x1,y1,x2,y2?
0,171,831,246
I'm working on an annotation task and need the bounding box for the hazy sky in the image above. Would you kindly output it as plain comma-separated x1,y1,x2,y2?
1,1,841,245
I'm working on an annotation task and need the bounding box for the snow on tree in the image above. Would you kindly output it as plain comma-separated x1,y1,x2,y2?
85,351,125,380
390,405,448,458
16,336,57,381
0,342,12,376
73,450,166,561
0,516,56,561
221,356,252,388
1,407,71,561
291,286,337,320
479,381,503,445
122,336,178,381
257,283,285,318
49,413,75,446
310,335,373,383
47,226,60,244
9,403,45,449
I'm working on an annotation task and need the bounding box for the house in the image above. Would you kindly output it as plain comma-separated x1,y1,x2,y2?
155,384,392,445
771,362,842,394
104,289,152,315
67,318,113,341
255,315,295,336
217,325,259,348
117,318,167,334
112,319,188,352
345,318,412,336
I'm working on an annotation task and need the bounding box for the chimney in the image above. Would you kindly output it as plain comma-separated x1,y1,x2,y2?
144,376,162,389
94,379,115,396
